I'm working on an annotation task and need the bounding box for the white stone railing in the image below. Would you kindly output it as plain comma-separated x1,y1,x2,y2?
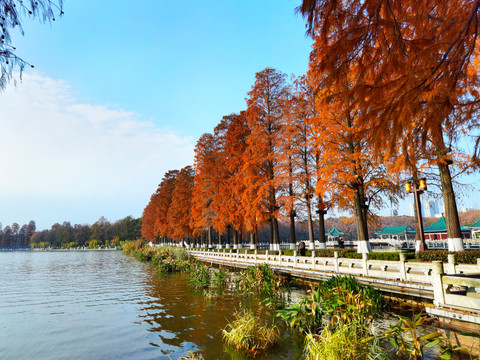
430,261,480,314
190,249,480,281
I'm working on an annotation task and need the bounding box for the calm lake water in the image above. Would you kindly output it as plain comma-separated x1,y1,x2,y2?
0,251,300,360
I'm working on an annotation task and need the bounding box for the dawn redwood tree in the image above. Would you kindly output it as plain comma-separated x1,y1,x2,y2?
0,0,63,89
243,67,290,250
313,78,400,253
211,112,250,249
191,133,217,248
285,75,326,249
167,165,195,246
141,170,179,243
298,0,480,251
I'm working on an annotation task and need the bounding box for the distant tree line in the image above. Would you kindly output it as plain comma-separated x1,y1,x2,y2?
0,216,141,249
0,221,37,249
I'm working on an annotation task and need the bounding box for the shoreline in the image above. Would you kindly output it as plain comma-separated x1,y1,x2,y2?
1,248,121,252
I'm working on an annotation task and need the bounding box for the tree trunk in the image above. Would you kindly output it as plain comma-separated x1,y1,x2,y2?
289,210,296,249
233,229,238,249
306,197,315,247
269,220,274,249
207,226,213,249
271,216,280,250
250,228,257,250
354,189,371,253
317,209,326,249
438,162,464,251
288,158,296,249
226,226,231,249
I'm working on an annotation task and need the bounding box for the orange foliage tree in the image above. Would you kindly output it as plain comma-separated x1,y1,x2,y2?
141,170,179,243
298,0,480,251
191,133,217,248
167,165,195,245
312,77,400,252
284,75,327,249
243,68,290,250
211,112,250,249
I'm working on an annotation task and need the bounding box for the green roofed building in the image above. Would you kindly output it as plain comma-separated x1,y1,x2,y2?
466,218,480,239
423,216,471,240
375,225,416,241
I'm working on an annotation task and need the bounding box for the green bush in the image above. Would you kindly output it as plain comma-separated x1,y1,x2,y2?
415,250,480,264
367,252,416,261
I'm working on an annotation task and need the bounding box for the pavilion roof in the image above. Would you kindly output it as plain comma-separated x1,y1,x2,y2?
424,217,469,232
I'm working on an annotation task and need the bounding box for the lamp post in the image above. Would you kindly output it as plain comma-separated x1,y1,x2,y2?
405,178,428,252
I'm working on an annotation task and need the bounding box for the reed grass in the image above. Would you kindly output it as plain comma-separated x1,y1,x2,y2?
222,310,279,352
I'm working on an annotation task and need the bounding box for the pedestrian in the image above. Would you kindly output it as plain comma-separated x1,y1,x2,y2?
297,241,306,256
337,236,344,249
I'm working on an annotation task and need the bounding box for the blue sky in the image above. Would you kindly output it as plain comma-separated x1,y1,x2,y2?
0,0,478,230
0,0,313,230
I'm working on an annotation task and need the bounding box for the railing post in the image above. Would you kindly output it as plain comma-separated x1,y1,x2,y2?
294,250,297,268
279,250,282,265
447,253,457,275
362,252,368,276
266,250,269,265
477,258,480,272
432,261,445,307
334,251,339,273
311,251,316,270
399,253,407,281
254,249,258,264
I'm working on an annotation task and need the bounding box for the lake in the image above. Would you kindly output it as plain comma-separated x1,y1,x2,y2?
0,250,300,360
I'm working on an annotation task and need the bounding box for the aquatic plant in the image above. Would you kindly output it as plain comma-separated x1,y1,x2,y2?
319,275,383,315
235,264,289,304
222,310,279,353
188,262,211,290
277,286,324,333
278,276,383,334
384,312,442,360
178,351,205,360
212,267,229,290
303,322,387,360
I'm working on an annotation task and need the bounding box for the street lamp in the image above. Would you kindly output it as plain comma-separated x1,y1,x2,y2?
405,178,428,252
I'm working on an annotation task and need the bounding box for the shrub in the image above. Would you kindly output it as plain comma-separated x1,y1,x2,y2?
122,239,145,254
415,249,480,263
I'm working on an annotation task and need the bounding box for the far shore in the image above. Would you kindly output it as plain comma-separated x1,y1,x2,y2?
1,247,121,252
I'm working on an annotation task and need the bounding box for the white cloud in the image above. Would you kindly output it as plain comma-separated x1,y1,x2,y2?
0,73,194,228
